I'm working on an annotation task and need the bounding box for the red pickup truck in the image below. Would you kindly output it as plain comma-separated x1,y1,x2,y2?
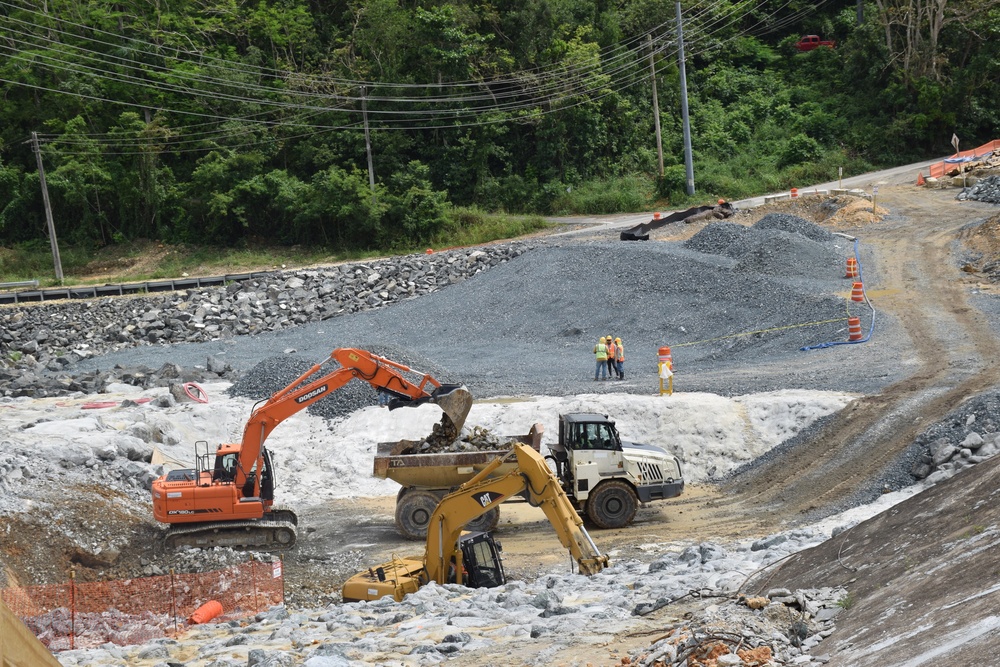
795,35,836,51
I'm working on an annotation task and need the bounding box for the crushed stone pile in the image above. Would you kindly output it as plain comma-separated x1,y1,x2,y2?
227,345,459,422
753,212,836,242
57,218,886,399
681,221,751,257
0,243,527,387
732,229,842,277
957,174,1000,203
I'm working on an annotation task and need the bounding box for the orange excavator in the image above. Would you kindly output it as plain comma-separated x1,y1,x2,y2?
151,348,472,549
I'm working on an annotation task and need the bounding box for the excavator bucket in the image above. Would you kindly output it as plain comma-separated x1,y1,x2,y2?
432,384,473,433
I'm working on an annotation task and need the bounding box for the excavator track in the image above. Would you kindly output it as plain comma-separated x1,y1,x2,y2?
165,507,298,550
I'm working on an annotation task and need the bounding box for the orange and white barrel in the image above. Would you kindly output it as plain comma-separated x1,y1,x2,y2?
848,317,863,341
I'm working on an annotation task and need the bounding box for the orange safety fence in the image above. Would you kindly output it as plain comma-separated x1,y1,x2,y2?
0,559,284,652
927,139,1000,180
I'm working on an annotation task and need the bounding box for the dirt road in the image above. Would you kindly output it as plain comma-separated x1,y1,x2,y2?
282,182,1000,608
721,186,1000,518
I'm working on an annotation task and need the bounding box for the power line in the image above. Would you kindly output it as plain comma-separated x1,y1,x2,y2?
0,0,833,154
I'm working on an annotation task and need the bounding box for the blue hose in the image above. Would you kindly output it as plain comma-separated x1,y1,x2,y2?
801,238,875,351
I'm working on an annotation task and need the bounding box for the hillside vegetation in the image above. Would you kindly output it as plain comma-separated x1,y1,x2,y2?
0,0,997,257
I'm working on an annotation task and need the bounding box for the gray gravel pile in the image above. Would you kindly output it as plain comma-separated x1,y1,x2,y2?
66,232,891,399
732,229,842,278
227,344,459,422
956,175,1000,203
682,222,751,257
753,213,836,242
0,242,529,370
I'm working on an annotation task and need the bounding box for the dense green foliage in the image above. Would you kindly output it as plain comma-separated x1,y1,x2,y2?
0,0,997,253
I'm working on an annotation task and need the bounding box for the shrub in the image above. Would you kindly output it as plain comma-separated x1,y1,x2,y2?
779,134,823,167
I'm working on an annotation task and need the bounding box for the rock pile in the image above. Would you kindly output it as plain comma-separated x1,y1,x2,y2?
0,357,233,399
902,390,1000,484
956,175,1000,203
54,529,849,667
0,243,529,395
0,245,526,400
400,424,517,455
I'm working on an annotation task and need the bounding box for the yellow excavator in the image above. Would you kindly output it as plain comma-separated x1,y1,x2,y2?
342,442,610,602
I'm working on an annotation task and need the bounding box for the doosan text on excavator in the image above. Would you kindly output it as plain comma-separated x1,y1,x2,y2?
150,348,473,549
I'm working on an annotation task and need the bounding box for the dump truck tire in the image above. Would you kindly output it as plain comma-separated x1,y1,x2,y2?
586,480,638,529
395,490,442,540
464,507,500,534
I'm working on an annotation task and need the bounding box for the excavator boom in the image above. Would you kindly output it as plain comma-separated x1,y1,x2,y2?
151,347,472,549
342,443,609,602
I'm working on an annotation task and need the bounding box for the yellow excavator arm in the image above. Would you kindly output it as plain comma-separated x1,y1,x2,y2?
424,443,608,584
342,443,609,602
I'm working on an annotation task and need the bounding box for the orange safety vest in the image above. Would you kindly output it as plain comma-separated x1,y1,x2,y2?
607,342,617,359
616,343,625,362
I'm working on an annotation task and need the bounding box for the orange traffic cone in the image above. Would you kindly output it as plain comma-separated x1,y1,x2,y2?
845,257,859,278
847,317,863,341
653,212,661,220
917,172,926,186
790,187,799,198
850,282,864,302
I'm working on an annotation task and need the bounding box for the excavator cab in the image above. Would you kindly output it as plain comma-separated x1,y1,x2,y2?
458,531,506,589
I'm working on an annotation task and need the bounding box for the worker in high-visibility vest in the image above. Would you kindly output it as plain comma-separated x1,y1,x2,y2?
605,336,617,379
614,337,625,380
593,338,608,380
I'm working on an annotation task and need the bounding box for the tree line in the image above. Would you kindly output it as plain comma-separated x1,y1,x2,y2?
0,0,996,252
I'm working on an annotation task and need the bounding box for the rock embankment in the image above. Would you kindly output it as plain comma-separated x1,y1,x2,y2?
0,244,528,398
55,531,848,667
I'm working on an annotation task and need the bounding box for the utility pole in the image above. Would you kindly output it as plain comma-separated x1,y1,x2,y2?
31,132,63,284
647,35,664,178
361,85,377,204
676,2,694,195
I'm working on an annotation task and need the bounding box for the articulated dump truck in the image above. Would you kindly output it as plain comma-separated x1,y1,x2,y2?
374,425,544,540
376,413,684,540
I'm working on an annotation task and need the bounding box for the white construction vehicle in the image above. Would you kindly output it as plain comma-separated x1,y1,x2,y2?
378,412,684,538
547,413,684,529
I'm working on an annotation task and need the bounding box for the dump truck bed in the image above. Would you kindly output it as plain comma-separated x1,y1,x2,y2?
373,424,544,489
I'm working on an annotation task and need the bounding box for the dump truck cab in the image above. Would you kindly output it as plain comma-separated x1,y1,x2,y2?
549,413,684,529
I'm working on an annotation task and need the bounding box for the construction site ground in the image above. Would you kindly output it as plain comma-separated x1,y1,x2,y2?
280,177,1000,664
6,164,1000,665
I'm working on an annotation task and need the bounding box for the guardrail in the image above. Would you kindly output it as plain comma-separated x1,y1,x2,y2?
0,272,273,305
